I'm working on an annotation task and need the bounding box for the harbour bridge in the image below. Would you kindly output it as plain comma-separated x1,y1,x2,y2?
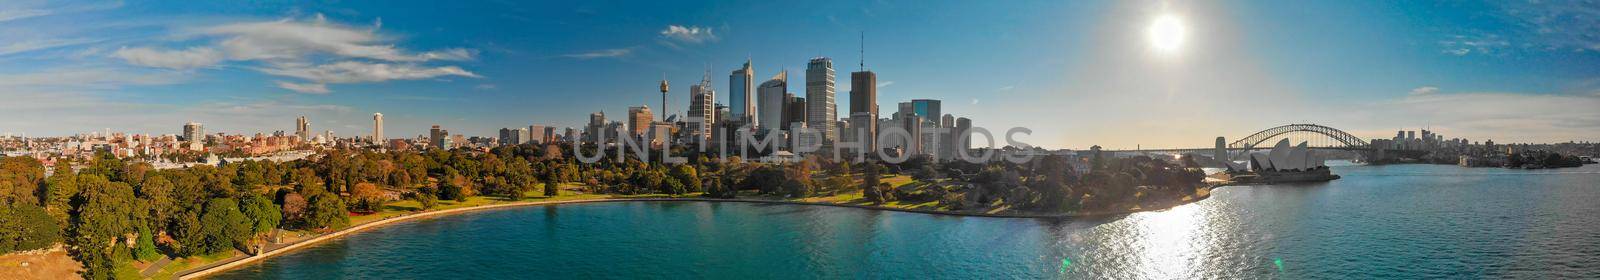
1104,124,1427,161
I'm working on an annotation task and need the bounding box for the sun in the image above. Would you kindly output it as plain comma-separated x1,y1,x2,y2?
1147,14,1187,54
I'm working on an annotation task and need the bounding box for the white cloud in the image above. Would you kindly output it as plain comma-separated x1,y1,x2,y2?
260,61,479,84
112,46,225,70
0,38,97,56
877,81,895,87
0,9,50,23
659,25,717,44
107,14,479,93
998,85,1016,91
274,81,330,94
1409,86,1439,96
562,48,632,59
204,17,474,62
0,68,183,89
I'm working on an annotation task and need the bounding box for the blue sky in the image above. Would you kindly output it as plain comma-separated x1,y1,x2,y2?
1,0,1597,148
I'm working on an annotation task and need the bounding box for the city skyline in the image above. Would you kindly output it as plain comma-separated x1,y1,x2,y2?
1,1,1598,148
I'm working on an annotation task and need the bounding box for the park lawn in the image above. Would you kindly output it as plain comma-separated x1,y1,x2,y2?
113,261,142,279
798,192,869,205
137,250,237,280
882,175,916,188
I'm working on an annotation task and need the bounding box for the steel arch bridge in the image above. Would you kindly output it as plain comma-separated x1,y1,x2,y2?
1228,124,1369,150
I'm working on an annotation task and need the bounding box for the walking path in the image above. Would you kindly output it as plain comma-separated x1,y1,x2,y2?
138,256,172,278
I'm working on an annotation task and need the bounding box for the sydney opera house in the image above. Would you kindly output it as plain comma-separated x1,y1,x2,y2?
1218,139,1340,184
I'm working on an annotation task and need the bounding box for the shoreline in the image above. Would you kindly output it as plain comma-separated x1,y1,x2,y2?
177,193,1210,279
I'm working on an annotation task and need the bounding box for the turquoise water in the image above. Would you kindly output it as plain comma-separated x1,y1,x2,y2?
213,164,1600,279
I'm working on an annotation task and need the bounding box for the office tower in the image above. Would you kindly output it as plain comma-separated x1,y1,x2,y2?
848,112,875,155
529,125,549,144
605,121,623,143
911,99,942,127
714,104,730,124
896,102,914,119
784,95,807,132
544,127,558,144
757,70,788,132
564,127,577,142
628,106,653,137
850,71,877,152
902,115,922,156
295,116,310,140
649,123,673,147
373,113,384,145
688,71,716,143
954,117,973,152
729,59,755,124
430,125,449,149
499,128,515,146
450,135,465,148
516,128,529,145
806,57,837,143
587,111,607,143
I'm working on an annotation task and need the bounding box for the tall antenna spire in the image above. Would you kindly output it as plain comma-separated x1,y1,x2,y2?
859,31,865,71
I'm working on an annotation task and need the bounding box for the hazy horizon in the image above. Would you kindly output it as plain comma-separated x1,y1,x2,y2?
2,0,1597,149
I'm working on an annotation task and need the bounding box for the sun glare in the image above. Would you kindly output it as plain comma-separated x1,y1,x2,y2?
1147,14,1187,54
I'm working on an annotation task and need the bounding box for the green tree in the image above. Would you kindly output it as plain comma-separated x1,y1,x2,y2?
67,176,140,279
439,180,467,202
304,192,349,230
239,194,282,240
137,176,176,230
0,203,61,253
862,164,885,204
543,167,565,197
132,226,160,261
43,170,79,223
196,198,249,254
413,186,439,210
0,156,45,206
669,165,701,194
169,208,203,256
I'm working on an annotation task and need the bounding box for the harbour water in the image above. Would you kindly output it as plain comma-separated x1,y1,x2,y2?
214,163,1600,279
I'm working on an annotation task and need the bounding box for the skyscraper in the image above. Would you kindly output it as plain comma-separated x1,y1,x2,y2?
784,95,807,133
373,113,384,145
499,128,516,146
757,70,788,132
628,106,653,137
295,116,310,141
805,57,836,143
687,71,716,143
587,111,606,143
850,69,877,152
429,125,449,149
529,125,550,144
729,59,755,124
911,99,942,127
